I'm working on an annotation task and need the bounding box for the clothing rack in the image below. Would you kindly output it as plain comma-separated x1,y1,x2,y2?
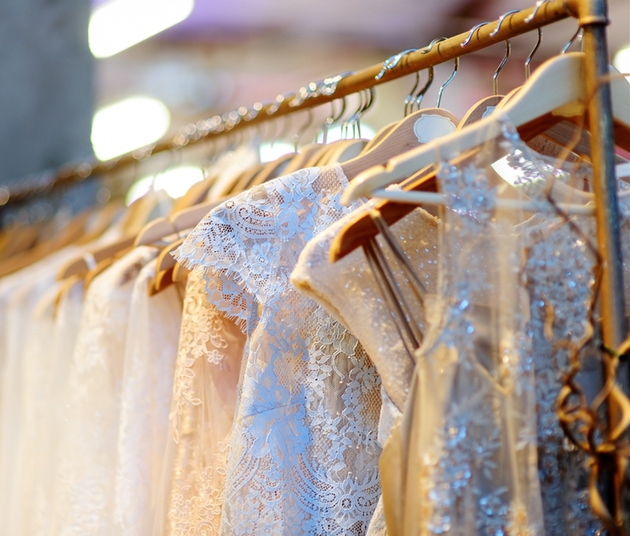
3,0,627,529
1,0,577,205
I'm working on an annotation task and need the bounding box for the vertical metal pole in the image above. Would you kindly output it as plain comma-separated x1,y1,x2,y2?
578,0,627,530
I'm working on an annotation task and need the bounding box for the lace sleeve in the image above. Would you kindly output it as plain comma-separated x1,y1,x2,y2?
175,199,262,331
175,166,351,330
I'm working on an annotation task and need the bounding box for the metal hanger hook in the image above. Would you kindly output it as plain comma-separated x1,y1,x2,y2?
404,71,421,117
414,66,434,111
525,0,549,23
562,27,584,54
376,48,418,80
490,9,520,38
436,58,458,108
422,37,447,55
292,109,314,151
525,27,542,79
461,22,490,47
493,39,511,95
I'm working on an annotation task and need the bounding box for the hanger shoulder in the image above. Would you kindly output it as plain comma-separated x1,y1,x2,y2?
249,152,294,187
283,143,323,175
325,139,369,164
134,217,176,247
341,108,459,181
459,95,504,129
57,233,136,281
362,122,397,152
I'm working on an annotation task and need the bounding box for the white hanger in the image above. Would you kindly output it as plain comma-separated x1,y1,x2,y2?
341,52,630,205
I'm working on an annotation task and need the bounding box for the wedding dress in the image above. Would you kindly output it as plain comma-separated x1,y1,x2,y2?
154,267,246,536
394,121,547,534
291,204,440,535
113,259,183,536
53,246,158,535
0,246,83,536
175,165,383,535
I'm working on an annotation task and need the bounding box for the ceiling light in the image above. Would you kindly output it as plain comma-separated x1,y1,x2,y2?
89,0,194,58
613,44,630,82
126,166,204,205
91,96,170,161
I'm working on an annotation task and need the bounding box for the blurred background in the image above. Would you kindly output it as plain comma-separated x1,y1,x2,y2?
0,0,628,216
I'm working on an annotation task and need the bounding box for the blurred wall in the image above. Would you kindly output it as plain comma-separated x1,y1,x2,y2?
0,0,93,184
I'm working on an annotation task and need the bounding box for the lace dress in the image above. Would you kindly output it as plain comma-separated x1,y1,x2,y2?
114,259,183,536
52,246,157,536
291,204,440,536
176,165,383,535
154,268,246,536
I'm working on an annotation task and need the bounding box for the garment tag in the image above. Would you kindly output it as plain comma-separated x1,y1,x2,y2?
413,113,456,143
481,106,496,119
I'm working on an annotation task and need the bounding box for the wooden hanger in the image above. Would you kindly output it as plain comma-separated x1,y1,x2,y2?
321,139,369,165
0,209,93,278
361,123,397,153
331,54,630,262
340,107,459,181
56,189,167,280
248,151,295,187
148,236,185,295
282,143,324,174
342,53,630,204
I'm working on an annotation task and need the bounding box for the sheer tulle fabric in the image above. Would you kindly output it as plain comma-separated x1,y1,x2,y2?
394,124,545,535
176,165,383,535
0,247,83,536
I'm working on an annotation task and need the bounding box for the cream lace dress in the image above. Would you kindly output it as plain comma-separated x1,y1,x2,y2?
175,165,383,535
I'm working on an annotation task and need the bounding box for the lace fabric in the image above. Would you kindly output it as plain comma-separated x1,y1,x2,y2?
176,165,383,535
291,202,440,536
291,204,440,413
113,260,182,536
52,246,157,536
154,268,246,536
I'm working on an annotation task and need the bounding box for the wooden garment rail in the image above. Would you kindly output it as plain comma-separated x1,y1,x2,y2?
1,0,577,205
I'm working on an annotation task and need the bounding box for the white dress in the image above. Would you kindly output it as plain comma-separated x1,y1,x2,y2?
291,205,440,535
176,165,383,535
53,246,157,535
113,259,183,536
154,268,246,536
0,246,83,536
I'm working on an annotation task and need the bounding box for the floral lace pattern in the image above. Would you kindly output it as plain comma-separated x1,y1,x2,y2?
176,165,382,535
158,269,246,536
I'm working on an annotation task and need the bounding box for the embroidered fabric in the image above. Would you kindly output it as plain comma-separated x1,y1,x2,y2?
395,124,546,535
154,268,246,536
507,141,630,535
52,246,157,536
291,204,439,413
175,165,383,535
291,201,440,536
113,260,182,536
